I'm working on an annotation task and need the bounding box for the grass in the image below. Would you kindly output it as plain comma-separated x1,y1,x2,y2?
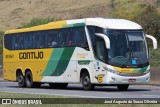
0,92,65,98
0,104,159,107
0,92,159,107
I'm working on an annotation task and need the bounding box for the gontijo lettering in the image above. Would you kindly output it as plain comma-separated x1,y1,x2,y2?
19,52,43,59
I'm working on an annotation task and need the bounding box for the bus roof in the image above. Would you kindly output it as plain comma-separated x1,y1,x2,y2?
5,18,142,34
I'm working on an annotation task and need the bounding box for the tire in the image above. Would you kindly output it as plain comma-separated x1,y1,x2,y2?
17,73,26,88
117,84,129,91
49,83,68,89
81,73,94,90
25,71,35,88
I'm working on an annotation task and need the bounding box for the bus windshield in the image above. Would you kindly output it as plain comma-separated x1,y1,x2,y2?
104,30,148,67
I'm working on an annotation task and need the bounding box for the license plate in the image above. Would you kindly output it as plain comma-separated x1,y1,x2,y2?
128,78,136,82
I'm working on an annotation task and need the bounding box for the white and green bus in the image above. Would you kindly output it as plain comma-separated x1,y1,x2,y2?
3,18,157,91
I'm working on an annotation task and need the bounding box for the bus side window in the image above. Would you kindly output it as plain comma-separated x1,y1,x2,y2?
87,27,95,46
13,34,20,50
37,32,44,48
60,29,68,47
20,34,24,49
73,30,79,46
4,34,12,50
47,30,58,48
24,33,28,49
63,28,73,47
32,32,36,49
68,29,74,46
87,26,103,52
73,27,89,50
24,33,32,49
80,28,88,48
58,31,62,47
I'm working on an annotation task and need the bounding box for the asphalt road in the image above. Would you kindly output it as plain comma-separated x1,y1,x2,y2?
0,82,160,98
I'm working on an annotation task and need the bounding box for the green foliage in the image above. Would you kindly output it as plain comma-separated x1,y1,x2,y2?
135,5,160,47
150,49,160,69
20,17,61,28
109,1,160,48
0,31,4,36
110,0,144,20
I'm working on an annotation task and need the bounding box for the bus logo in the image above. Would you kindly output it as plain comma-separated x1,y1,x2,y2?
95,74,105,83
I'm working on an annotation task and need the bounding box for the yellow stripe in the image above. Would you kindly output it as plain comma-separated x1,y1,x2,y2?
5,21,67,34
113,66,134,73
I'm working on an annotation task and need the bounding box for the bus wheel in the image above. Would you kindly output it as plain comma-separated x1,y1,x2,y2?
49,83,68,89
17,73,26,88
25,71,34,88
81,73,94,90
117,84,129,91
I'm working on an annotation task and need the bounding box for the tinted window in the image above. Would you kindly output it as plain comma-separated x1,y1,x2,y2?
59,28,72,47
12,34,20,50
31,32,44,49
87,26,103,54
4,34,12,50
4,27,88,50
96,36,106,62
46,30,58,48
19,34,24,49
87,26,103,46
24,33,33,49
72,27,88,48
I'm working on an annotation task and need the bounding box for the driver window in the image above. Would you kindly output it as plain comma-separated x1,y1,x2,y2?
96,36,105,62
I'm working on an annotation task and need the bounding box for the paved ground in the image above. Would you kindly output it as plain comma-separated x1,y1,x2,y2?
0,82,160,98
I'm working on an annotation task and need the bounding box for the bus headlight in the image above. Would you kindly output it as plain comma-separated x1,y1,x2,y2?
144,70,150,74
107,68,119,74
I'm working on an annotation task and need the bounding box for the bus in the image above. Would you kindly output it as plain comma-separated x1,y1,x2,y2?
3,18,157,91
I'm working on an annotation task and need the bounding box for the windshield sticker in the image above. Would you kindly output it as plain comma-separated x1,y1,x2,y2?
132,59,137,65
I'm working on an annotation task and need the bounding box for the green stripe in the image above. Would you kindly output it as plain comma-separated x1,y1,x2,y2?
78,60,91,65
62,23,85,28
63,24,74,28
73,23,85,27
41,48,64,76
51,47,75,76
133,66,148,73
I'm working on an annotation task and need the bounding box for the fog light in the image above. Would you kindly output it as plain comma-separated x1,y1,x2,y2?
111,77,116,81
146,77,149,81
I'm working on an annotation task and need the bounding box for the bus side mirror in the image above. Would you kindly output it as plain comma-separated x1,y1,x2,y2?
146,34,157,49
95,33,110,49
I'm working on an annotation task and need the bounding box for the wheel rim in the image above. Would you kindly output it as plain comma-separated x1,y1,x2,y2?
18,75,23,85
83,76,90,87
26,73,32,85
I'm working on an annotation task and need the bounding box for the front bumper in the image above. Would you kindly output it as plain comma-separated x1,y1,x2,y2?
106,72,150,84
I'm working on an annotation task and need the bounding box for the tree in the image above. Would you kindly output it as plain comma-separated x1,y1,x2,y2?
110,0,116,11
135,5,160,47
